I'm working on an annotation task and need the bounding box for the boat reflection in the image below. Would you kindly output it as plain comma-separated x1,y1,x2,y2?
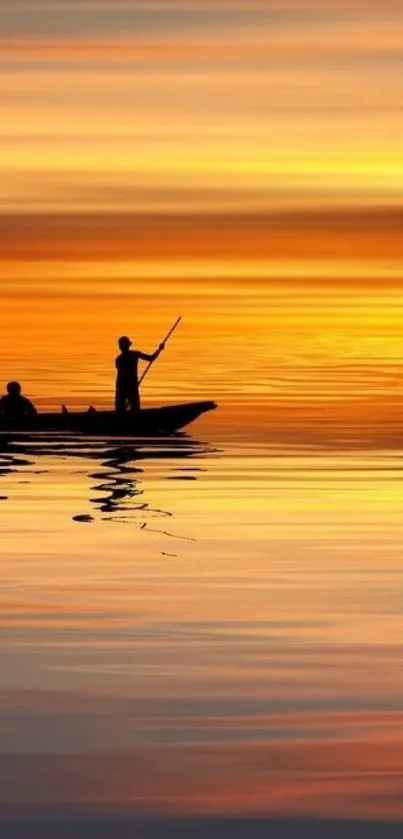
0,434,216,524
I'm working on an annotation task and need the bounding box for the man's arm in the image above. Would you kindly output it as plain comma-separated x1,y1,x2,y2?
138,343,165,362
24,398,37,416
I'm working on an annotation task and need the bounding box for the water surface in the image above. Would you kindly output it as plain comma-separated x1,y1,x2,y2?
0,432,402,831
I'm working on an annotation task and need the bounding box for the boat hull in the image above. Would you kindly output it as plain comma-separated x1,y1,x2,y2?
0,401,217,436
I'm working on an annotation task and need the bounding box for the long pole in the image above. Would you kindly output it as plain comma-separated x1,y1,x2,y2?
138,316,182,386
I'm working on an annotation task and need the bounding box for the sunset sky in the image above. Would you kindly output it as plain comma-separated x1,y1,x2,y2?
1,0,403,431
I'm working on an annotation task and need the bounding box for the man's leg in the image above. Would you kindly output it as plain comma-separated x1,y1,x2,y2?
115,390,127,414
128,385,140,412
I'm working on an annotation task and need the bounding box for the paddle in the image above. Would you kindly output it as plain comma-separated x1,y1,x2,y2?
138,316,182,386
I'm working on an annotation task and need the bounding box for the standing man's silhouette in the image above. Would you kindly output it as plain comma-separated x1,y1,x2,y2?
0,382,37,418
115,335,165,413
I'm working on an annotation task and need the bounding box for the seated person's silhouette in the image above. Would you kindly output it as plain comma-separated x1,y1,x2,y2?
0,381,37,418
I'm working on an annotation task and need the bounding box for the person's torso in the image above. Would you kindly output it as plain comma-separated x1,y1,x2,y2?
0,395,31,415
116,350,139,381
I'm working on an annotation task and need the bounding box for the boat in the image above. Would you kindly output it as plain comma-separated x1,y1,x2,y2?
0,401,217,436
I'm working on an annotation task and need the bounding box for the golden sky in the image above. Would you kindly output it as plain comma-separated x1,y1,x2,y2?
2,0,403,214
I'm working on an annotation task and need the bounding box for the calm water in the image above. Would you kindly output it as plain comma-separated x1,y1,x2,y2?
1,425,403,835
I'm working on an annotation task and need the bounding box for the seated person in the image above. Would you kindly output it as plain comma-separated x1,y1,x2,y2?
0,381,37,418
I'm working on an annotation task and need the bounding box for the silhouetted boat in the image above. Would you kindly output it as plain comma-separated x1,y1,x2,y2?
0,401,217,436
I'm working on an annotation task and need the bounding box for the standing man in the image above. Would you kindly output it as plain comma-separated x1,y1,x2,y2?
115,335,165,413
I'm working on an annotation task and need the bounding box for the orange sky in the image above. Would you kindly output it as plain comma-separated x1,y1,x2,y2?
2,0,402,214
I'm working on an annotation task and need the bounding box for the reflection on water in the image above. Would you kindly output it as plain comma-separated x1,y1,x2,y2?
0,436,403,830
0,434,213,529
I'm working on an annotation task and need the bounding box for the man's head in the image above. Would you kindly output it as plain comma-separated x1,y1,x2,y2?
118,336,132,351
7,381,22,397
